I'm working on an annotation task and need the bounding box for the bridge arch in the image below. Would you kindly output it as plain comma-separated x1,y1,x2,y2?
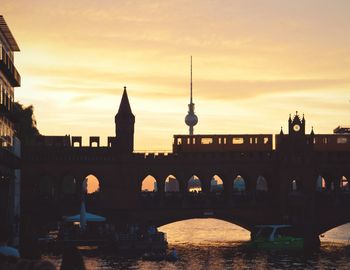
164,175,179,192
76,170,105,194
340,176,349,192
210,175,224,193
141,175,158,192
316,175,327,192
256,175,268,192
155,217,253,232
187,175,202,192
290,178,301,192
85,174,101,194
318,221,350,236
233,175,246,193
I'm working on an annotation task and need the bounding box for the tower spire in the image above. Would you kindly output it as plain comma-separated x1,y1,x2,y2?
185,56,198,135
190,55,193,104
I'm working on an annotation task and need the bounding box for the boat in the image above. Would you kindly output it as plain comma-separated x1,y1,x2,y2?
250,225,304,249
116,232,168,253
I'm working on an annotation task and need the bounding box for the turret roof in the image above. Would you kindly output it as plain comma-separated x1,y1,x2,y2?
117,87,134,116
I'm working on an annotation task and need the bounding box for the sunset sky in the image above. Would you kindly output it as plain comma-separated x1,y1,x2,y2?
3,0,350,150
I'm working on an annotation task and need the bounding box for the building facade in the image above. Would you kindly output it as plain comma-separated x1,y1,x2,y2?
0,15,21,246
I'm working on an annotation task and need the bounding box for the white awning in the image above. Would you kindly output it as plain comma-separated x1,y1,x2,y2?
63,212,106,222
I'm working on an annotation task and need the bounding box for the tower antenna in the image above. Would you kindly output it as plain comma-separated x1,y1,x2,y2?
190,55,193,104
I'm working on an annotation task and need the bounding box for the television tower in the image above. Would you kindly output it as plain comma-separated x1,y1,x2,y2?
185,56,198,135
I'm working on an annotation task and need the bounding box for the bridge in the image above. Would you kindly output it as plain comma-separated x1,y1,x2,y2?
21,89,350,246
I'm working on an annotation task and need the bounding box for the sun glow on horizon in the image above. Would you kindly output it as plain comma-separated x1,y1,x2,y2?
3,0,350,150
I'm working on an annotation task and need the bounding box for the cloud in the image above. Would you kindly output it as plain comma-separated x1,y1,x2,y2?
4,0,350,150
24,64,350,101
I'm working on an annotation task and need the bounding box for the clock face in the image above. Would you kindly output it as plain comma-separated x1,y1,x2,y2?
293,124,301,132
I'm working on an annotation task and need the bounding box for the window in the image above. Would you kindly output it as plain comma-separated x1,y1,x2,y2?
232,137,244,144
201,138,213,144
337,137,347,144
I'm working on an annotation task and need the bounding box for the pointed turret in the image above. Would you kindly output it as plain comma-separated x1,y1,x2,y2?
117,87,134,116
115,86,135,153
280,126,284,135
310,126,314,136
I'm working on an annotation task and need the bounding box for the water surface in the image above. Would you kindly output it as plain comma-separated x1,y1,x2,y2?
45,219,350,269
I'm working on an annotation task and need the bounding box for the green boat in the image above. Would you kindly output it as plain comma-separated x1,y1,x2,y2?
250,225,304,250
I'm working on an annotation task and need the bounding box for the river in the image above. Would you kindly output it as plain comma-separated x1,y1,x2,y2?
45,219,350,269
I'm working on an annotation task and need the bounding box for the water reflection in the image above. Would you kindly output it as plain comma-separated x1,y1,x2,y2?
159,218,250,245
44,219,350,270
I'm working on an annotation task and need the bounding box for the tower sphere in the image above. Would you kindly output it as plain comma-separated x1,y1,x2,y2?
185,112,198,127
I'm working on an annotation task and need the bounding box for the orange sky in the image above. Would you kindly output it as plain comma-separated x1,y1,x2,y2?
3,0,350,150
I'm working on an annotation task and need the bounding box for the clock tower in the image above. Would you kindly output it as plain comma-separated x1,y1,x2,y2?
276,111,314,153
288,111,305,136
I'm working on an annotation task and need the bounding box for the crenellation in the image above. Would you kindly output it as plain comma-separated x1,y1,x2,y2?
71,136,82,147
89,136,100,147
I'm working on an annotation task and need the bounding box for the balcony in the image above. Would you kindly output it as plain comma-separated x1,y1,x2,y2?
0,46,21,87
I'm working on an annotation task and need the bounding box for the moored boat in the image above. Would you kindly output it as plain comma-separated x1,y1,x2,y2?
250,225,304,250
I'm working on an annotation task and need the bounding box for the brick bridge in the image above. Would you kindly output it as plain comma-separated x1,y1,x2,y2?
21,90,350,244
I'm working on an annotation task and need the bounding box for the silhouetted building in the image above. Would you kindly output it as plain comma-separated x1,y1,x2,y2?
334,126,350,134
0,15,21,246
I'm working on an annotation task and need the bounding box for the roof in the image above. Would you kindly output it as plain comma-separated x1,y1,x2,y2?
63,212,106,222
117,87,134,116
0,16,20,51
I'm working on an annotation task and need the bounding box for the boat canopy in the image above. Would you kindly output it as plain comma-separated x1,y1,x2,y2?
63,212,106,222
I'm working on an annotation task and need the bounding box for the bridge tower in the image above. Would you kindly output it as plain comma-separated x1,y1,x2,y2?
115,86,135,153
276,112,310,153
288,111,306,136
